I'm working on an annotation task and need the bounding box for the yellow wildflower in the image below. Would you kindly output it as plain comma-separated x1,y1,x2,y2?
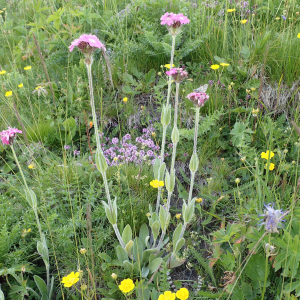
24,66,32,70
0,11,3,13
265,163,275,171
196,198,203,203
123,97,128,102
261,150,274,160
227,8,236,12
210,64,220,70
0,70,6,74
80,248,87,254
175,213,181,219
164,64,175,68
240,20,247,24
275,17,280,20
150,179,164,188
151,132,156,137
251,87,256,91
5,91,12,97
28,164,35,169
220,63,229,67
176,288,189,300
61,272,80,288
158,291,176,300
18,83,23,88
118,278,135,294
298,33,300,38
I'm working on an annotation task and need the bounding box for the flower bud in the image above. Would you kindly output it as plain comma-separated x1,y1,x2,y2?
235,178,241,184
171,126,180,144
80,248,87,254
111,273,118,280
95,150,108,173
189,153,199,173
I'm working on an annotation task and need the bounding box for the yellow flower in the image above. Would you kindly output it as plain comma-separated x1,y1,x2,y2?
0,11,3,13
176,288,189,300
265,163,275,171
35,86,42,90
275,17,280,20
123,97,128,102
5,91,12,97
252,108,259,116
113,157,118,161
210,64,219,70
251,87,256,91
196,198,203,203
0,70,6,74
298,33,300,38
21,228,32,238
61,272,80,288
18,83,23,88
118,278,135,294
158,291,176,300
80,248,87,254
261,150,274,160
220,63,229,67
28,164,35,169
150,179,164,188
175,213,181,219
146,212,151,217
151,132,156,137
164,64,175,68
241,156,246,162
24,66,32,70
227,8,236,12
240,20,247,24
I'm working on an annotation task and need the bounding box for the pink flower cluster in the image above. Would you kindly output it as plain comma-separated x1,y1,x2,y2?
69,34,106,53
0,127,22,145
160,13,190,35
160,13,190,26
186,92,209,107
166,68,188,83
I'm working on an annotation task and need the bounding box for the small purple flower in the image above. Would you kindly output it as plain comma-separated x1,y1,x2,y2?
112,137,119,145
168,143,173,149
123,134,131,140
183,152,188,157
208,80,214,86
64,145,70,150
77,162,82,166
74,150,80,156
258,203,286,233
147,150,154,157
281,15,286,20
89,156,92,161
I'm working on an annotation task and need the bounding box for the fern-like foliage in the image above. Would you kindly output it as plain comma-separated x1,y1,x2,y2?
190,247,216,285
179,108,224,140
0,224,20,265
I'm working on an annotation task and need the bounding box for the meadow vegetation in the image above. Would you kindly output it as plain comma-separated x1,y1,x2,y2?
1,0,300,299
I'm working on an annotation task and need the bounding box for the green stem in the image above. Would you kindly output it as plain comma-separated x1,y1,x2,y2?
166,35,176,107
171,83,180,171
261,233,271,300
11,145,43,239
86,60,125,250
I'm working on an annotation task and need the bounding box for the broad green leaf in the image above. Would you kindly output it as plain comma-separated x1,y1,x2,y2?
34,275,48,295
122,225,132,246
149,258,162,273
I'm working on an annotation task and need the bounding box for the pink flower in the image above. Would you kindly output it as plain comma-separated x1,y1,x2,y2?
186,92,209,107
0,127,22,145
160,12,190,35
69,34,106,53
166,68,188,83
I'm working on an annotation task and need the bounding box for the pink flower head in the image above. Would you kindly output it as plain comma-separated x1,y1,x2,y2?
186,92,209,107
160,12,190,35
69,34,106,53
166,68,188,83
0,127,22,145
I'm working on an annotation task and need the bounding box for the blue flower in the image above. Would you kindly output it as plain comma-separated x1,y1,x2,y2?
281,15,286,20
259,203,286,233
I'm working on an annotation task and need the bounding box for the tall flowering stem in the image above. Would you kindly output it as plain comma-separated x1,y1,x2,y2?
166,35,176,107
70,34,125,250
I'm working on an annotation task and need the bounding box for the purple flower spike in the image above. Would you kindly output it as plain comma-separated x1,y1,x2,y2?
259,203,286,233
74,150,80,156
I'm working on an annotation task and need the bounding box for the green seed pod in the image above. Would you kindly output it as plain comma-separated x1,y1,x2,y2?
95,150,108,173
171,126,180,144
189,152,199,173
